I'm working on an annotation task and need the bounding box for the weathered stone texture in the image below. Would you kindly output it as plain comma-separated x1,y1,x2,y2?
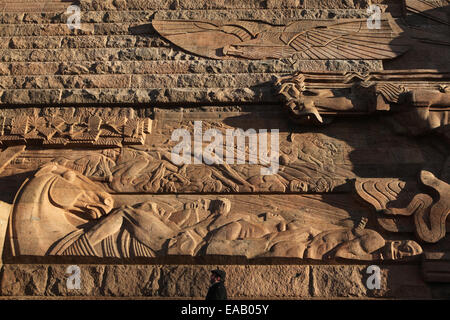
0,3,383,105
0,0,448,301
0,264,434,298
77,0,375,11
0,202,11,261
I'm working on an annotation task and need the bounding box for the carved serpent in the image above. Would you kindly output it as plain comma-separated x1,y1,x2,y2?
383,171,450,243
415,170,450,243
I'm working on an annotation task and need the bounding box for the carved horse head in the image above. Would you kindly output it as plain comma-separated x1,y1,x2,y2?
7,163,114,257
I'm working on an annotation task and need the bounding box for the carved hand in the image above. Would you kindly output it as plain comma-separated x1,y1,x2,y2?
84,207,124,246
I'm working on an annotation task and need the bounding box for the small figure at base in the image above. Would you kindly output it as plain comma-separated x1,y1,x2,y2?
205,269,228,300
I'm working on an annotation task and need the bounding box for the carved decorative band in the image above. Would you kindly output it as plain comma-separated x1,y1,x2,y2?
0,113,152,148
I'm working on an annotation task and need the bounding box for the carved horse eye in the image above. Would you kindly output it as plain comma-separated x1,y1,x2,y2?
63,170,77,182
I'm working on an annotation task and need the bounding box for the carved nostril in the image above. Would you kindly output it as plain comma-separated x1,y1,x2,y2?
103,197,113,207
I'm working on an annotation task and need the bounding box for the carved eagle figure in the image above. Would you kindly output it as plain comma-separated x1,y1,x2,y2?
152,18,409,60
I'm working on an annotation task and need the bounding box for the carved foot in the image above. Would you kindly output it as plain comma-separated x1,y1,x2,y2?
292,106,324,125
356,217,368,230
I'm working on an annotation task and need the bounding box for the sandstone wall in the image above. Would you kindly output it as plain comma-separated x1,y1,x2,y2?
0,0,449,299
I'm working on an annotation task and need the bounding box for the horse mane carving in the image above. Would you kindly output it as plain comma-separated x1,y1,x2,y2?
7,163,114,257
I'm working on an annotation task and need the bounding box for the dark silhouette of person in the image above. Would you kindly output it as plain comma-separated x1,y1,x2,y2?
205,269,227,300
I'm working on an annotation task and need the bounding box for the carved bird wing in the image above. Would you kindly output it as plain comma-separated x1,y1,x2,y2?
153,18,409,60
152,20,268,59
402,0,450,46
281,19,410,60
404,0,450,26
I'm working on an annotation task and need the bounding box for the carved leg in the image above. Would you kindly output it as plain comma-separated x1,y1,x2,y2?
333,230,385,261
84,208,125,247
211,163,253,192
292,102,323,124
209,221,242,241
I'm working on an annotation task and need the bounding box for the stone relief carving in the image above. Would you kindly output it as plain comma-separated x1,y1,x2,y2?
403,0,450,46
0,3,447,274
252,217,422,261
152,2,450,71
0,146,25,174
8,163,115,257
72,131,351,194
152,17,408,60
404,0,450,25
275,69,449,251
356,170,450,244
275,70,450,130
0,144,345,195
0,108,152,148
1,112,357,194
2,113,438,197
6,163,422,262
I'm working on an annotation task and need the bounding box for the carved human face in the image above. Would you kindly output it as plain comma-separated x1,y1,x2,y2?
210,273,219,284
200,199,211,211
212,199,231,215
185,199,211,211
388,240,422,260
289,180,308,192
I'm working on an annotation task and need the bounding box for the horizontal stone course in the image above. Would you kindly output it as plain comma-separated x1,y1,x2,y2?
1,1,70,13
1,48,389,65
78,0,372,11
0,9,370,24
0,264,432,298
0,47,201,62
0,87,273,104
0,74,274,89
0,7,372,36
0,60,382,76
0,35,171,49
0,2,393,106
